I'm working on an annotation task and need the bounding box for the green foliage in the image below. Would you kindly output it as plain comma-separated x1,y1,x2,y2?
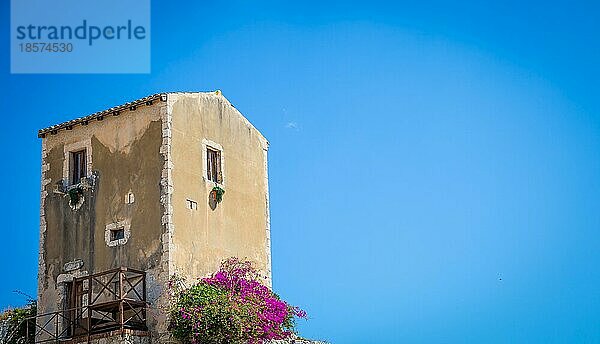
1,299,36,344
68,187,83,206
169,258,306,344
170,283,246,344
212,185,225,203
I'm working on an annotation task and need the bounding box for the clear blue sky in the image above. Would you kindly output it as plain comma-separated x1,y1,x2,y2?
1,1,599,343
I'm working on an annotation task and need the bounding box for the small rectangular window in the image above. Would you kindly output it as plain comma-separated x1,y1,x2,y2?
110,228,125,241
206,148,222,183
105,221,130,246
187,199,198,210
70,150,87,185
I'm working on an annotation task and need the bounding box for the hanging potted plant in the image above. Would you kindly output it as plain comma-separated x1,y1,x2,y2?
210,184,225,203
68,186,84,207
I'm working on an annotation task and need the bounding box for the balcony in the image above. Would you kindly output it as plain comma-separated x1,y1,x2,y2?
21,267,148,343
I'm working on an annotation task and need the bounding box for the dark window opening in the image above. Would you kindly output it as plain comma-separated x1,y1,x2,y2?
64,280,85,336
66,280,84,310
206,148,222,183
111,228,125,241
70,150,87,185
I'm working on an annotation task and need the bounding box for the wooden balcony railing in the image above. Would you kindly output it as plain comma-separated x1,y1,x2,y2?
12,267,148,343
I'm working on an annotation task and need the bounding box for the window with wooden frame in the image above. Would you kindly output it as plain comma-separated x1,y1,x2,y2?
206,147,222,183
70,149,87,185
66,280,84,311
64,279,86,336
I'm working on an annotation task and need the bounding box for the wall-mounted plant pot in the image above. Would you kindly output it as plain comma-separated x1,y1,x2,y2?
68,186,84,209
210,185,225,204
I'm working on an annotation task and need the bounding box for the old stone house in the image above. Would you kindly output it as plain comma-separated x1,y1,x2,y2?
36,92,271,343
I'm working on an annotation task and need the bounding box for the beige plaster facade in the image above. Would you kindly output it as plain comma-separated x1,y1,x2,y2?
37,92,271,342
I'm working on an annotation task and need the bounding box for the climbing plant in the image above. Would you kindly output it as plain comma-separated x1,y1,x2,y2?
169,257,306,344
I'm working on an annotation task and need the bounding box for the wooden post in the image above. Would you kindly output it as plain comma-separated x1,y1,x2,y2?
55,312,59,341
142,271,147,325
71,277,77,338
119,269,124,333
87,276,92,344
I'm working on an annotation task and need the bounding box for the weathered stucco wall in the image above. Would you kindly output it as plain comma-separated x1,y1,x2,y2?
38,103,169,335
37,92,271,342
169,93,271,284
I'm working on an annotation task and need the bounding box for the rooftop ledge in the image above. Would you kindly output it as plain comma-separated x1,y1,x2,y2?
37,91,225,138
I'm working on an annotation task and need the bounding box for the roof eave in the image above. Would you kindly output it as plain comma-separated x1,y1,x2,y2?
38,93,167,138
